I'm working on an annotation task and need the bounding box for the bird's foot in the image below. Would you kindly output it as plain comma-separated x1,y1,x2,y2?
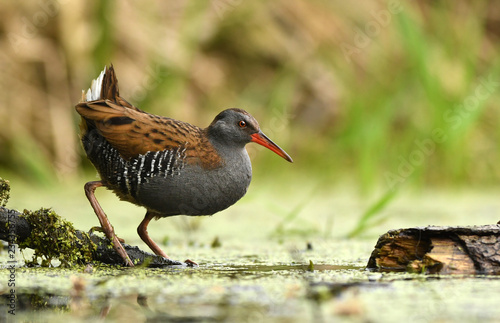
111,235,134,267
184,259,198,267
89,226,126,243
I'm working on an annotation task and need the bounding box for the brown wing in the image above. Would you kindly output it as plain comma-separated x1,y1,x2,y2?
75,100,203,160
76,64,222,168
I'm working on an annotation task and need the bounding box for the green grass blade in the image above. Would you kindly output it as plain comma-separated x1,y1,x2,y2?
346,188,398,238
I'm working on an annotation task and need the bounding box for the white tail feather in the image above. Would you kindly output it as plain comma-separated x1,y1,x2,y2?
83,66,106,102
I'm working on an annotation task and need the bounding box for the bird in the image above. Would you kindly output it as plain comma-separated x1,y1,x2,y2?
75,65,293,266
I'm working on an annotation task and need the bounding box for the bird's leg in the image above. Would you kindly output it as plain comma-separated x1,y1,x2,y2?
84,181,134,267
138,212,198,267
138,211,170,258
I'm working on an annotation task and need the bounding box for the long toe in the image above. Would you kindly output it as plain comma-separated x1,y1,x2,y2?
184,259,198,267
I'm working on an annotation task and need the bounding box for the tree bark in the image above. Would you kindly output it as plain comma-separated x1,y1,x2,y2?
367,225,500,275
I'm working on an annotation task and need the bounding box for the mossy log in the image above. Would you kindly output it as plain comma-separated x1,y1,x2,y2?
367,225,500,275
0,206,182,267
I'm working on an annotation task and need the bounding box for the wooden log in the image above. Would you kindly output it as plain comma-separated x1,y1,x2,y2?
0,206,182,267
366,225,500,275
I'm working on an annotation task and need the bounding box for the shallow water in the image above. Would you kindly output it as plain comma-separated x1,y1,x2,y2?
2,239,500,323
2,179,500,321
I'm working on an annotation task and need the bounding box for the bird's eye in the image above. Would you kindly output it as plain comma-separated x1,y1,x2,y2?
238,120,247,128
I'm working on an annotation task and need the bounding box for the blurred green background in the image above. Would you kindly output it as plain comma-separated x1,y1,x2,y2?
0,1,499,239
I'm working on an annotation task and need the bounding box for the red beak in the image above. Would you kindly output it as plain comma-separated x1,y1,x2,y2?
250,131,293,163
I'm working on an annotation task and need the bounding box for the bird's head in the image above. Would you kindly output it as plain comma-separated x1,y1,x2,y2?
207,108,293,162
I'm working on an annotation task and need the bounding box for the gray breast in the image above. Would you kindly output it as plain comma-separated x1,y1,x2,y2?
135,149,252,217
